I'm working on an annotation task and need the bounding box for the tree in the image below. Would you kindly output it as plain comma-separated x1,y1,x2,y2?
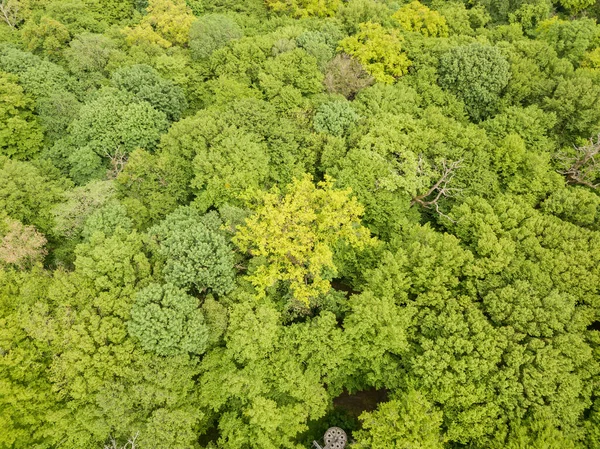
197,301,346,449
142,0,194,47
52,180,116,239
555,133,600,188
536,17,600,65
128,282,210,356
313,100,360,137
189,14,243,60
438,43,511,121
544,71,600,143
258,48,324,101
0,159,66,233
264,0,341,17
45,230,203,449
338,22,411,84
36,90,80,141
0,71,43,159
353,391,446,449
149,206,236,294
233,175,372,306
0,218,47,268
115,149,192,229
559,0,596,15
111,64,187,121
63,32,116,76
67,88,168,183
393,1,449,37
324,53,374,99
0,268,57,449
191,128,271,211
21,16,70,57
0,0,30,28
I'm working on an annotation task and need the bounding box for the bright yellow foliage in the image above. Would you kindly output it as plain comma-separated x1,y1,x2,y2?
122,23,172,50
264,0,341,17
392,1,449,37
338,22,411,84
582,48,600,70
233,175,372,306
142,0,194,47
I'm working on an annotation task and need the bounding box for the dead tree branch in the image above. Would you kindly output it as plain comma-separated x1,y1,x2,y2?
411,159,462,222
104,147,128,179
104,432,139,449
0,0,20,28
556,134,600,189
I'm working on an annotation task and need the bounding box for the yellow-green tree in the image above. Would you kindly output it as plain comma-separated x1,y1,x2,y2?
338,22,411,84
233,175,372,306
264,0,341,17
142,0,194,47
392,1,449,37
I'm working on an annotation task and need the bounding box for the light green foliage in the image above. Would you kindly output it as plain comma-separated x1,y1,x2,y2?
537,17,600,65
129,282,209,355
67,88,168,183
63,32,116,75
81,199,133,239
342,289,412,387
0,159,66,233
45,230,203,449
189,14,243,60
338,22,411,84
265,0,341,17
36,91,80,140
52,179,115,238
559,0,596,14
111,64,187,120
142,0,195,46
313,100,359,136
508,0,552,33
192,127,270,210
158,98,319,212
43,0,105,35
336,0,394,35
500,39,563,106
115,149,192,229
149,206,236,294
544,70,600,142
489,412,583,449
2,1,600,447
541,186,600,228
233,175,372,305
0,71,43,159
258,48,324,105
0,46,77,102
296,28,339,69
582,47,600,70
21,16,70,57
393,1,449,37
439,43,511,121
198,301,347,449
354,391,446,449
0,269,56,449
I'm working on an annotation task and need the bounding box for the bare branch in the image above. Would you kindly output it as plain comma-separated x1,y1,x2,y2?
556,134,600,189
103,146,128,179
103,432,139,449
411,159,462,222
0,0,20,28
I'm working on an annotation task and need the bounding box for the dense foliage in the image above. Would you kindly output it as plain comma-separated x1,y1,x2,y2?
1,0,600,448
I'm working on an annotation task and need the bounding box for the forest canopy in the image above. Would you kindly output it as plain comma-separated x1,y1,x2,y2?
1,0,600,448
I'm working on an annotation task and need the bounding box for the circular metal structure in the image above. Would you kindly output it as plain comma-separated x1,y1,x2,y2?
324,427,347,449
